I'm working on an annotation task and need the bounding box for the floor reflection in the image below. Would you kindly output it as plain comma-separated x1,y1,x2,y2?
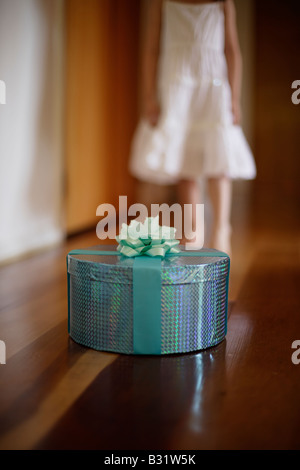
37,341,227,449
186,341,227,434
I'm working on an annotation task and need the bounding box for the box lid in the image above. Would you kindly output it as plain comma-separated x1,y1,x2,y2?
67,245,229,285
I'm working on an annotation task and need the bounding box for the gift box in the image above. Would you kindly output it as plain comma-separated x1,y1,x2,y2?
67,245,230,355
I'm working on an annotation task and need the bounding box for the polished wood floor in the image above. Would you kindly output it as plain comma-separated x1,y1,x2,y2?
0,185,300,450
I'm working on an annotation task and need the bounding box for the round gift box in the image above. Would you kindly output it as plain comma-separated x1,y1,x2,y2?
67,246,230,355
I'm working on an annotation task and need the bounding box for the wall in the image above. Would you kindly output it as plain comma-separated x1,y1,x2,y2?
253,0,300,227
0,0,64,263
65,0,141,234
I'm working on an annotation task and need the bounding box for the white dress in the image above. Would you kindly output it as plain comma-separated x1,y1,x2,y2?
129,1,256,185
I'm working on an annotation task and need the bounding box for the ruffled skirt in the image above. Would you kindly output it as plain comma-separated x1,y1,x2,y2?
129,42,256,185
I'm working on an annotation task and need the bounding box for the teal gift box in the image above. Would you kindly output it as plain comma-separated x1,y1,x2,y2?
67,245,230,355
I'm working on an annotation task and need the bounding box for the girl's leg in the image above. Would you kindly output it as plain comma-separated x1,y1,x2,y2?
207,176,232,255
177,178,201,244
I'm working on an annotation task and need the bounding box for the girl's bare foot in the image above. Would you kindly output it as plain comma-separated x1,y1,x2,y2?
210,224,232,257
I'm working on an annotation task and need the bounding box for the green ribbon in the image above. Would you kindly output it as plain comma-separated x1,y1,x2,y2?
67,248,230,354
116,216,180,258
133,256,162,354
116,236,180,258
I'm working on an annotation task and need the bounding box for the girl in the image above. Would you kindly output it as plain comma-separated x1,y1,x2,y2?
129,0,256,255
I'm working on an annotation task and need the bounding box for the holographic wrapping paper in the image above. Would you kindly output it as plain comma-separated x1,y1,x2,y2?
67,246,229,355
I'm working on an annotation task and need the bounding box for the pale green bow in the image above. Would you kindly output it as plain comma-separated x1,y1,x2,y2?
116,216,180,258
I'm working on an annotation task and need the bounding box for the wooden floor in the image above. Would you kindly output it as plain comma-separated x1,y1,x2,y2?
0,185,300,450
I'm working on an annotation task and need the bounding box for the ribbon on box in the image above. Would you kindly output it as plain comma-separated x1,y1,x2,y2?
116,216,181,258
67,217,230,355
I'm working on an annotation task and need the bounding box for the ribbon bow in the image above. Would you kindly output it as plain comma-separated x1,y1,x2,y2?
116,216,180,258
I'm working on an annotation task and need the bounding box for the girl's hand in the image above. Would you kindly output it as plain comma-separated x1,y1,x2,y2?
143,96,161,127
232,100,242,125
